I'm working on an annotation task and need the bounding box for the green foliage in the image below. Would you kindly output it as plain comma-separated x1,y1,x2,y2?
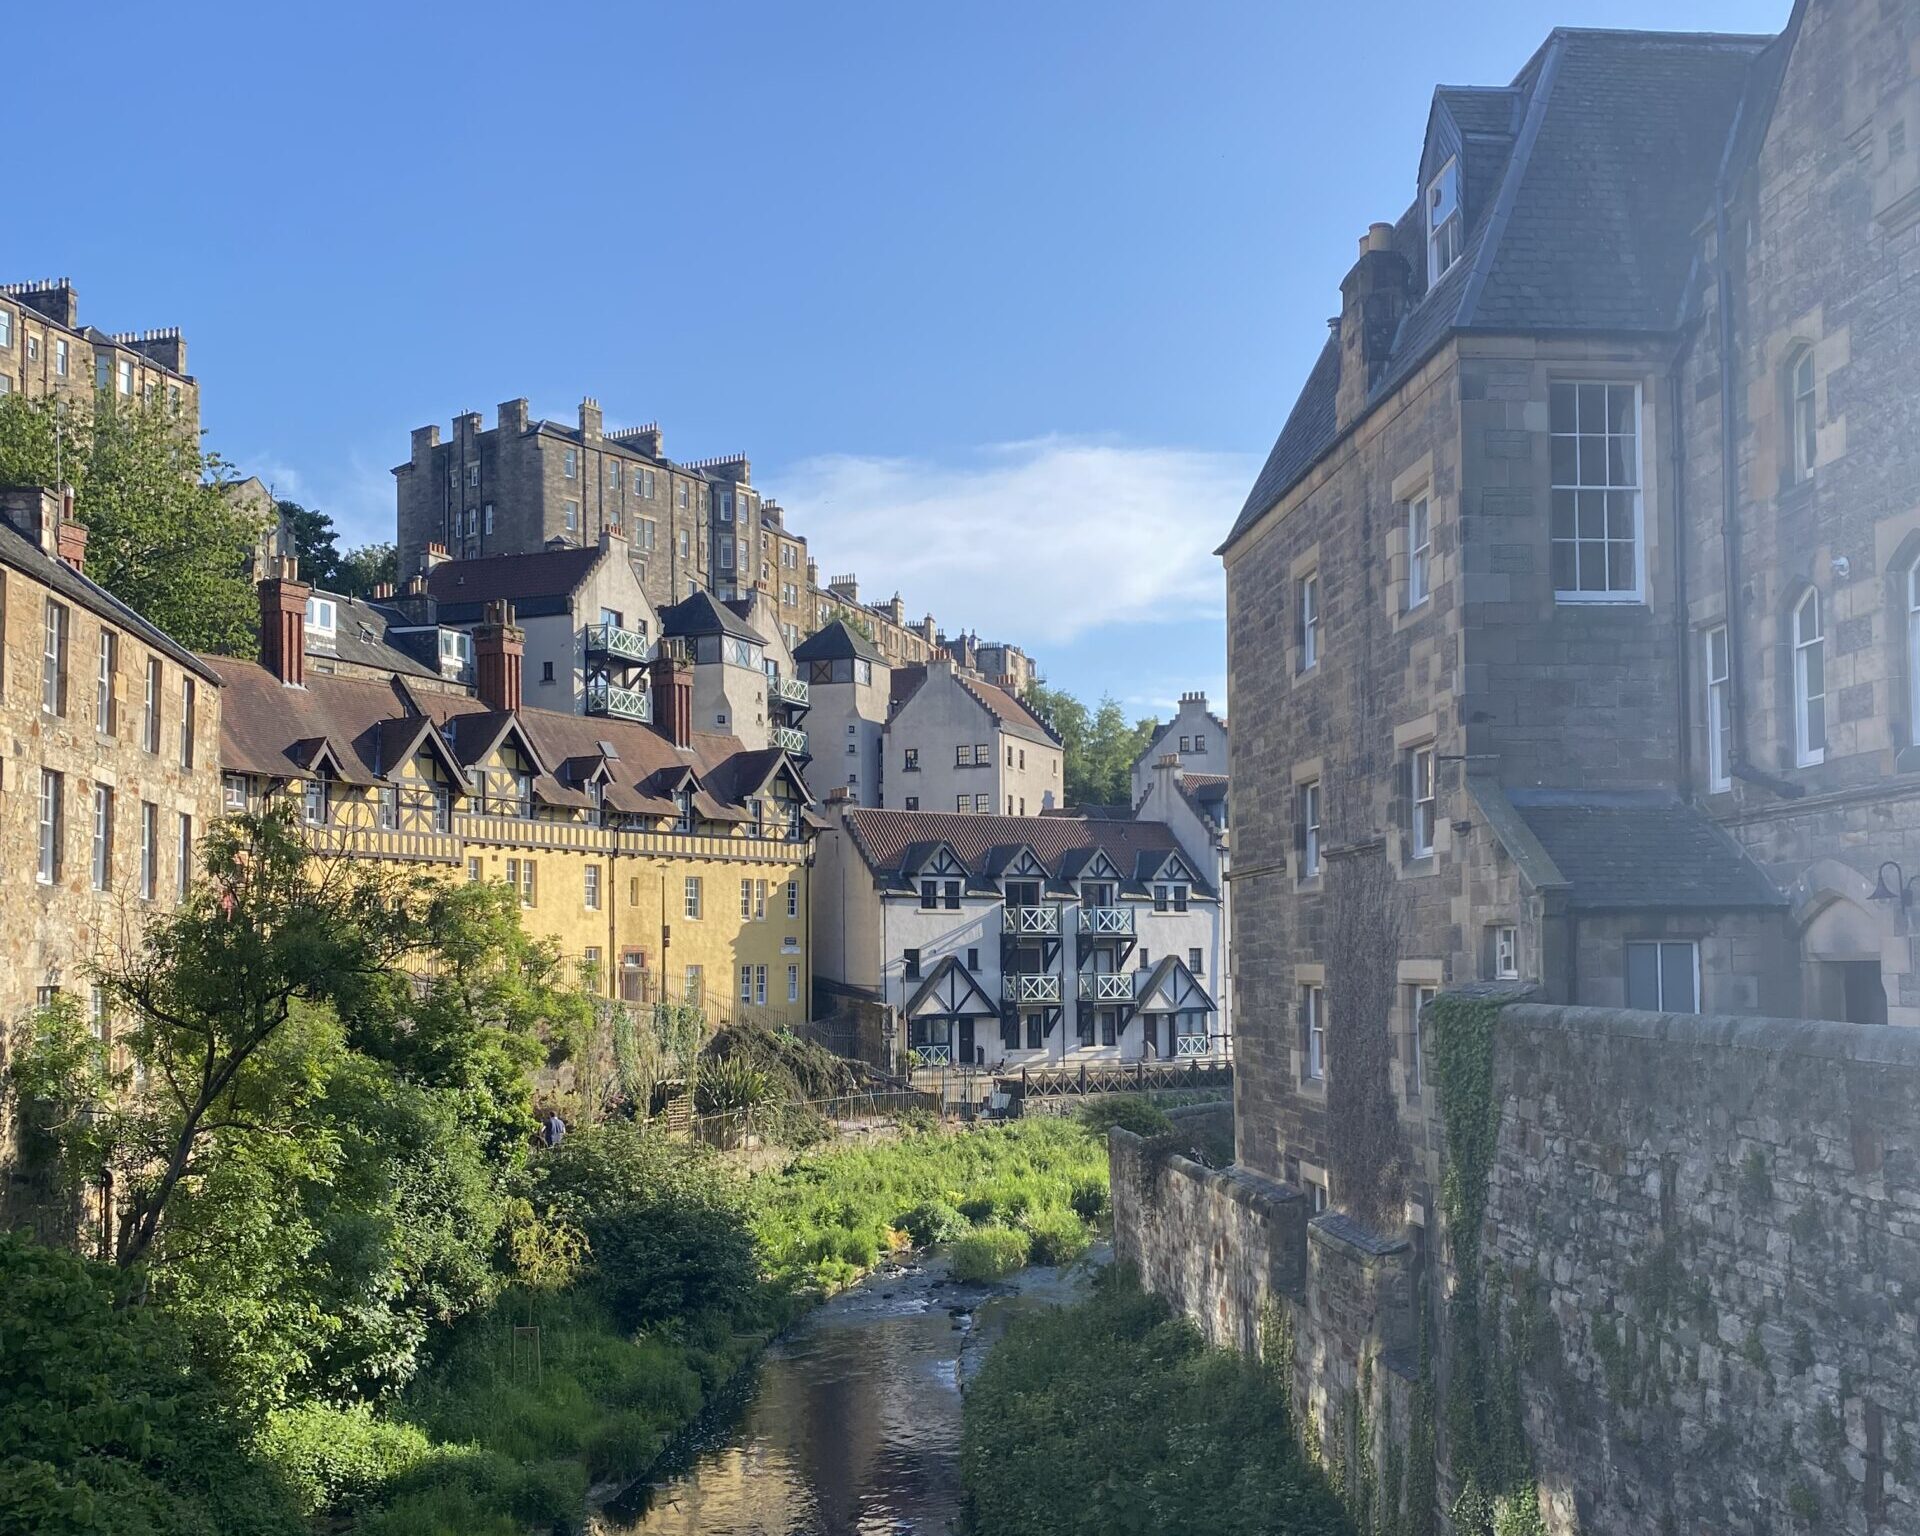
590,1200,761,1330
1022,682,1158,809
823,602,875,640
960,1269,1348,1536
1068,1174,1110,1226
948,1225,1033,1282
899,1199,971,1246
0,392,266,653
0,1233,305,1536
694,1055,775,1116
1021,1207,1092,1266
275,498,398,597
337,540,398,595
1077,1094,1175,1138
258,1402,432,1516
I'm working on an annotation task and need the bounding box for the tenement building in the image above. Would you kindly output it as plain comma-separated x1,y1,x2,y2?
813,806,1226,1077
1129,690,1228,806
213,562,820,1023
0,278,199,428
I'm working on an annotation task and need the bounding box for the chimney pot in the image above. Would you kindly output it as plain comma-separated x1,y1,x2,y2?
474,600,524,712
258,556,311,687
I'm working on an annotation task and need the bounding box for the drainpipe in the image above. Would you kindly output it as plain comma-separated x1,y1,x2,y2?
1669,332,1698,801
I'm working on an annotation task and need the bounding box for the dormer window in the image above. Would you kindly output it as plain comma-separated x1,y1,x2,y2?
1426,157,1462,284
305,596,337,635
438,629,473,677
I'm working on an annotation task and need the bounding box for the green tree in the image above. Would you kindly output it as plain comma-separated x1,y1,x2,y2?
1024,683,1158,808
276,497,342,589
337,540,398,595
0,393,267,654
823,603,875,641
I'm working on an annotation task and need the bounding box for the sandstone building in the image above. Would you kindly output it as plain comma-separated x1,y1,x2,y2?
0,279,199,430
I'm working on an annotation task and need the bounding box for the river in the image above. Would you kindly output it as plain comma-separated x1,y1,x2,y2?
600,1250,1104,1535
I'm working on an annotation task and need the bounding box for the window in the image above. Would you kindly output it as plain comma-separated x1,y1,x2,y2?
1705,626,1731,791
484,504,495,534
1302,983,1325,1081
904,796,918,811
117,358,133,396
144,659,161,751
91,784,114,890
1625,940,1700,1013
1788,347,1817,482
38,770,62,883
176,814,192,900
139,802,157,899
956,795,970,812
1179,735,1191,753
303,772,330,826
563,447,578,479
42,599,68,715
684,875,703,918
1550,382,1641,601
1299,779,1322,878
96,630,118,733
1409,745,1436,858
1192,736,1204,755
180,678,196,769
1909,563,1920,747
1189,947,1204,976
584,865,601,910
1426,156,1462,282
583,947,602,989
974,794,991,813
742,877,755,918
54,337,67,376
1494,925,1519,980
740,965,753,1003
755,965,767,1006
1793,588,1825,767
1408,984,1437,1096
305,595,337,634
1297,572,1320,671
564,500,579,532
920,877,939,910
468,857,482,883
944,880,961,910
96,354,110,390
26,335,37,362
0,308,9,346
787,879,798,918
755,878,768,920
607,462,621,490
684,964,702,1003
518,860,536,907
223,774,249,812
903,948,920,980
903,747,919,771
788,964,799,1003
1406,493,1431,608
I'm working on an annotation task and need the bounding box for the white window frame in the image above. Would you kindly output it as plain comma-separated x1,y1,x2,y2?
1297,572,1320,672
1410,744,1437,859
1909,561,1920,748
1793,588,1825,767
1425,156,1462,284
1406,493,1432,609
788,964,800,1003
305,595,337,635
37,770,61,884
584,864,601,911
1301,780,1322,879
42,599,67,716
1303,983,1326,1082
97,629,118,734
139,802,157,900
1705,625,1731,791
684,875,702,919
1790,347,1817,483
91,782,113,891
1550,381,1644,604
1494,925,1519,979
176,813,193,901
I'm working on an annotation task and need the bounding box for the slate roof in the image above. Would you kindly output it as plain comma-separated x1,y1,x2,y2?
0,519,221,684
793,617,885,665
839,808,1214,898
1507,790,1784,911
1223,26,1773,551
661,589,765,644
888,663,1060,747
425,547,603,620
309,589,444,680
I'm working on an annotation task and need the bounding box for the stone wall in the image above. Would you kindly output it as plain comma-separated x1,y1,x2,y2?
1117,998,1920,1535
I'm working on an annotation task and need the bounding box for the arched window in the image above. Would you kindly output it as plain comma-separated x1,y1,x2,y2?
1908,560,1920,747
1793,588,1826,767
1787,346,1817,483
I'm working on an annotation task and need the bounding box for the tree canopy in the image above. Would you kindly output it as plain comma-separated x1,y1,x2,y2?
278,496,396,595
1024,683,1158,809
0,393,267,655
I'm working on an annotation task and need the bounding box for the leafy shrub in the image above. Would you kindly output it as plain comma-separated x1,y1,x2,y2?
531,1122,743,1229
1023,1207,1092,1266
948,1224,1032,1282
957,1193,998,1224
1077,1095,1174,1138
898,1199,970,1246
962,1269,1347,1535
695,1055,775,1115
589,1199,762,1329
1068,1175,1110,1226
260,1402,433,1515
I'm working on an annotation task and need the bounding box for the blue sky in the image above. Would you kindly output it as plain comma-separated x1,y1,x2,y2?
2,0,1782,717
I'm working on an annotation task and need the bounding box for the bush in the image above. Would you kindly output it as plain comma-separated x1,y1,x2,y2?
948,1224,1032,1283
898,1199,970,1247
1077,1095,1174,1138
961,1270,1347,1535
1068,1175,1110,1226
589,1199,762,1329
260,1402,433,1516
694,1055,775,1116
1022,1208,1092,1266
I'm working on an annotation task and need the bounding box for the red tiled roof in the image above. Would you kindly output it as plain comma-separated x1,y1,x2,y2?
840,806,1177,875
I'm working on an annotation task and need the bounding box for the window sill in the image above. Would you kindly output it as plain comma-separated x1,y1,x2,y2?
1553,594,1647,610
1298,1075,1327,1097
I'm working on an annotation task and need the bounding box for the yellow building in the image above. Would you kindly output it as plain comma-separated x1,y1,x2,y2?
204,570,817,1024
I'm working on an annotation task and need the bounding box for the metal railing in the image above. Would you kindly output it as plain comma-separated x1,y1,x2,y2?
1077,971,1136,1002
1004,973,1063,1004
1077,905,1135,936
771,725,808,755
770,674,810,707
1003,904,1060,936
585,621,650,663
586,678,652,721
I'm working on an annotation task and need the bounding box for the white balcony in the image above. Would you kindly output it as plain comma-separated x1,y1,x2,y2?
586,679,652,721
1077,905,1135,936
771,725,809,756
1003,903,1061,936
1003,973,1063,1005
1077,972,1137,1003
585,621,649,664
911,1042,954,1067
1175,1032,1212,1058
771,674,810,708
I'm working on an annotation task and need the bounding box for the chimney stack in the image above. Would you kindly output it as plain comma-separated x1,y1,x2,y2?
1335,222,1412,431
56,507,87,573
497,397,530,434
651,649,694,749
474,600,524,713
258,555,311,687
420,542,451,576
579,397,603,441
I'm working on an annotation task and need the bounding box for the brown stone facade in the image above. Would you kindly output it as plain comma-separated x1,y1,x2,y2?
0,279,199,431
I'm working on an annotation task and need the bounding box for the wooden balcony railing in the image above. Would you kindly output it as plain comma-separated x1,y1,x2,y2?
585,621,650,663
1003,904,1061,936
1077,971,1137,1002
586,678,652,721
1004,973,1063,1005
1077,906,1135,936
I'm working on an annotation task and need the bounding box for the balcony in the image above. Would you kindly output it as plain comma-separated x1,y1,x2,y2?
585,621,650,664
1077,906,1135,937
770,674,810,709
1003,973,1063,1005
586,679,652,721
1003,903,1061,936
771,725,809,756
1077,972,1137,1003
911,1042,954,1067
1174,1032,1213,1058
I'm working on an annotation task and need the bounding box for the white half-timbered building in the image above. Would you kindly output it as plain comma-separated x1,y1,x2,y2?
814,804,1228,1074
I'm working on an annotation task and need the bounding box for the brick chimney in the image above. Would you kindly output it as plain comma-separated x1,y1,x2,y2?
56,505,87,573
1335,223,1412,431
258,556,311,687
651,650,693,749
474,600,524,713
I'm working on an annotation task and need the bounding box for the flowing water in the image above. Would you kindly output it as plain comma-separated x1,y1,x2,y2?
601,1251,1103,1536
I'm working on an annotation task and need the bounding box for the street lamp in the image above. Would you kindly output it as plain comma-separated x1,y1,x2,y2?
1869,861,1920,909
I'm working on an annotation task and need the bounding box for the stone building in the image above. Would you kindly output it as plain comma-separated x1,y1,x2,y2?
810,572,942,669
884,658,1062,816
1129,690,1228,806
0,486,223,1030
813,805,1225,1077
215,565,819,1022
0,279,199,430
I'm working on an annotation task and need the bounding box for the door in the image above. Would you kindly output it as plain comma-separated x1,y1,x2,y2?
957,1018,977,1066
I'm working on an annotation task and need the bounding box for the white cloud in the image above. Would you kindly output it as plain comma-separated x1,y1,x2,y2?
774,435,1253,647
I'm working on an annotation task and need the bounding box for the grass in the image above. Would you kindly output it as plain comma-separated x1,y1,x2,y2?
961,1268,1350,1536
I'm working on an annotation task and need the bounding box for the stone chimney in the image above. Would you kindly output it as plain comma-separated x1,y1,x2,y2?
886,593,905,626
12,279,79,329
474,601,523,713
0,485,66,557
389,574,437,627
579,397,603,441
651,650,694,749
258,556,311,687
498,398,530,434
1335,222,1412,432
634,425,663,458
420,542,451,576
